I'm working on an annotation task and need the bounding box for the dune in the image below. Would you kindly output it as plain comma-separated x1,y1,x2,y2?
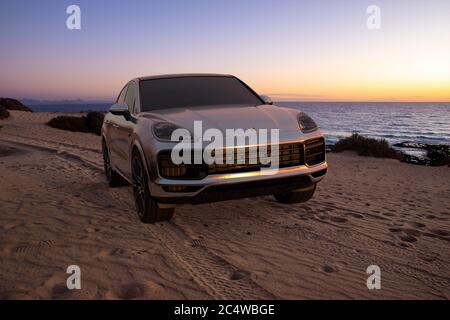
0,110,449,299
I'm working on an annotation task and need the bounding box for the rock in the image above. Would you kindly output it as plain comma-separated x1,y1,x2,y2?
393,141,427,149
0,98,33,112
330,138,450,167
425,145,450,166
395,141,450,166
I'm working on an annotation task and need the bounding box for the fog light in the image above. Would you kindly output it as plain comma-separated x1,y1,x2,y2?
163,185,187,192
161,165,187,177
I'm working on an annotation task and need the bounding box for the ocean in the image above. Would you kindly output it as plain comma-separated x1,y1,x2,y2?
284,102,450,147
30,102,450,147
30,103,112,113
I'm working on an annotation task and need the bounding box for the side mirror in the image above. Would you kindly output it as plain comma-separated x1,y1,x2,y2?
260,95,273,105
109,103,129,117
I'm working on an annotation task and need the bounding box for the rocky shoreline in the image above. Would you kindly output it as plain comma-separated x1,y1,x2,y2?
328,141,450,167
393,142,450,167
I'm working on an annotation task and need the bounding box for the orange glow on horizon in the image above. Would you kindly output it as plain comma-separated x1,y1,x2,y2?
1,1,449,103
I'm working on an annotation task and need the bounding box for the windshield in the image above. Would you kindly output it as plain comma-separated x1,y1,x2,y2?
139,76,262,111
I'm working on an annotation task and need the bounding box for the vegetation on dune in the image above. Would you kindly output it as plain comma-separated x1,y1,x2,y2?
0,98,32,112
85,111,105,135
0,105,10,119
47,111,105,135
332,133,400,159
48,116,88,133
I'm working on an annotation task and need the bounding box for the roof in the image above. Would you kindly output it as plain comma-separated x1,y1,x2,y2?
136,73,233,81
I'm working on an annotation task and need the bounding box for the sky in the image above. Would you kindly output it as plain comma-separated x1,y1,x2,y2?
0,0,449,101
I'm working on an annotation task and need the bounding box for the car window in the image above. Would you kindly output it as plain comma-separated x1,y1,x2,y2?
139,76,263,111
116,84,128,103
125,82,136,113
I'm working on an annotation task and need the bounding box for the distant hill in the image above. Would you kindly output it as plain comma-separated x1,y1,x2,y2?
21,99,111,106
0,98,33,112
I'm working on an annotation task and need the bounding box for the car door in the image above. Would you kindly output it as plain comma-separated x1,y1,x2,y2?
107,84,128,171
113,81,137,178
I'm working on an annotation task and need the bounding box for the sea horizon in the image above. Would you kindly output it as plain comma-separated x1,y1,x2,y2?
21,101,450,150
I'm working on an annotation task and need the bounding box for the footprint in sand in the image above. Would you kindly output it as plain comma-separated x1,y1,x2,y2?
51,283,69,297
14,240,56,255
191,239,205,248
229,269,250,281
430,229,450,237
3,221,24,232
397,242,410,249
406,221,426,228
399,235,417,243
330,216,348,223
321,265,336,273
402,228,422,237
382,212,395,217
107,283,145,300
418,253,438,262
119,283,145,299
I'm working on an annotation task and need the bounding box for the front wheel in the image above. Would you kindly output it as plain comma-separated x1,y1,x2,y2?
274,184,317,204
131,151,174,223
102,140,126,187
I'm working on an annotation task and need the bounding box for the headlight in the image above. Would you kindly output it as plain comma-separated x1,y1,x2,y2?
152,122,182,141
152,122,192,141
297,112,318,133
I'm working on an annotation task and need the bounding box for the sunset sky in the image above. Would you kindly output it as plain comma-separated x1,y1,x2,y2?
0,0,449,101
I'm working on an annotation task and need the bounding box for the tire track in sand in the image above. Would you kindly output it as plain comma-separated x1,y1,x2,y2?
1,138,275,299
145,222,275,299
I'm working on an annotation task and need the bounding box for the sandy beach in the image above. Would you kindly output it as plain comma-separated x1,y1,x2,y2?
0,110,449,299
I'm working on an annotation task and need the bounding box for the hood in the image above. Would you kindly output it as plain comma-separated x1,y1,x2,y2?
139,104,301,134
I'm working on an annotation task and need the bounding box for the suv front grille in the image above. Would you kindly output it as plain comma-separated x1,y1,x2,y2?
157,139,325,179
207,142,305,175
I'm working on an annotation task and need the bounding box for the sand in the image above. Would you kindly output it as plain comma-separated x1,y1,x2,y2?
0,110,449,299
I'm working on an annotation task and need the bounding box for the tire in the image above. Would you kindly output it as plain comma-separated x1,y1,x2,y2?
102,140,126,187
274,184,317,204
131,150,174,223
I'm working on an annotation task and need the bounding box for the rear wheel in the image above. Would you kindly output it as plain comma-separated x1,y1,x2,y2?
102,140,126,187
132,151,174,223
274,184,317,204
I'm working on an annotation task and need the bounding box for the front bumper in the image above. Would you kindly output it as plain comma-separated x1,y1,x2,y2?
149,161,328,205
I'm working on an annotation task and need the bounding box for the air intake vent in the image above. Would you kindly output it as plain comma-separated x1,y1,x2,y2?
158,151,206,179
304,138,326,166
